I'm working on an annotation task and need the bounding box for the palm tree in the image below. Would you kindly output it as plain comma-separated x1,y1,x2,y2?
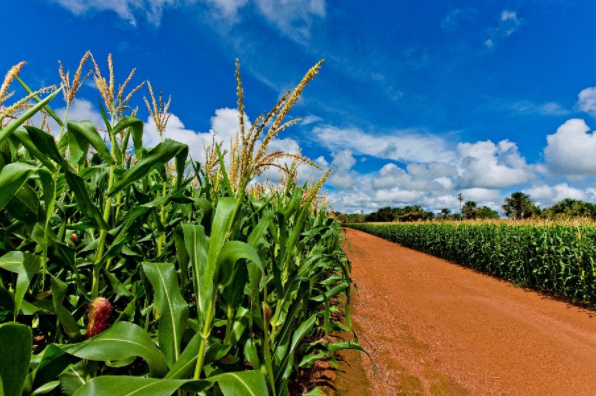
502,192,536,219
462,200,478,219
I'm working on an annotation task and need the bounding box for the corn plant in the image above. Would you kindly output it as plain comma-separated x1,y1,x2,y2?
0,55,363,396
347,222,596,305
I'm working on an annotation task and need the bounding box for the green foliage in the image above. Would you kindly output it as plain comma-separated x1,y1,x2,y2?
358,205,435,222
348,222,596,305
503,192,540,219
0,59,359,396
543,198,596,219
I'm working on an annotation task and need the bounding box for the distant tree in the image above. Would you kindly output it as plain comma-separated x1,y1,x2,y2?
449,213,464,221
462,200,478,219
544,198,596,219
502,192,538,219
477,206,499,219
436,208,451,220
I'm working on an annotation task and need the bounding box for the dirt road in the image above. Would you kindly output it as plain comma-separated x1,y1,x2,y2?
339,228,596,396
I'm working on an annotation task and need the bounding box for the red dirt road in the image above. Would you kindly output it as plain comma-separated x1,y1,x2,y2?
340,228,596,396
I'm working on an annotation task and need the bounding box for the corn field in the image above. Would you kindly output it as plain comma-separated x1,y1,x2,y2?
0,55,361,396
347,222,596,305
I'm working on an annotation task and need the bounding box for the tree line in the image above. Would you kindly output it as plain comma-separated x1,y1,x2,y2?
335,192,596,223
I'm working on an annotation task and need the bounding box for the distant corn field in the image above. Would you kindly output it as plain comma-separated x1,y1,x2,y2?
347,222,596,306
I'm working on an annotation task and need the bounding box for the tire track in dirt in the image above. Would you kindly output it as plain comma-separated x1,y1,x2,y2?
339,228,596,396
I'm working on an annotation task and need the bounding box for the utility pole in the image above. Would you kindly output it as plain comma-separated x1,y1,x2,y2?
458,193,463,213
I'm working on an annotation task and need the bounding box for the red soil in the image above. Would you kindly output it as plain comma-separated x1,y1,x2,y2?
337,228,596,396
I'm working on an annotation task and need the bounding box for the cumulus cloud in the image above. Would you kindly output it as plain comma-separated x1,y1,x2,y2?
56,98,104,127
313,123,539,213
484,10,522,49
524,183,587,206
544,119,596,176
145,107,251,163
327,150,356,189
314,125,455,163
457,140,533,189
577,87,596,117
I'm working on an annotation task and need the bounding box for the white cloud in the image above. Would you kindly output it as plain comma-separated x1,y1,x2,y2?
524,183,586,206
327,150,356,189
457,140,533,189
441,8,476,31
56,98,104,127
544,118,596,176
49,0,176,25
577,87,596,117
49,0,325,35
313,124,537,213
484,10,522,49
253,0,325,40
144,107,249,162
507,100,569,116
314,125,455,163
301,115,322,125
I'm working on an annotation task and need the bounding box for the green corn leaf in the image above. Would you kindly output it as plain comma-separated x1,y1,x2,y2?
67,121,115,166
11,128,57,171
24,126,66,167
98,102,112,132
311,283,349,302
72,377,209,396
216,371,269,396
59,322,168,378
72,371,267,396
281,187,303,219
181,224,208,316
215,142,234,197
205,197,236,289
0,162,38,212
142,262,189,367
0,251,40,317
5,184,40,224
58,362,86,396
64,169,108,230
106,139,188,197
50,275,82,340
0,323,32,396
32,344,79,391
0,87,61,145
15,77,63,126
165,335,231,380
215,241,263,287
111,117,143,153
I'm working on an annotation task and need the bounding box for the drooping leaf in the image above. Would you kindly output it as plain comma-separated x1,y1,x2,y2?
59,322,168,378
106,139,188,197
64,169,108,230
181,224,208,316
32,344,79,390
67,121,115,166
0,251,40,317
142,262,189,366
215,241,263,287
24,125,65,167
50,275,82,340
0,322,32,396
0,162,38,212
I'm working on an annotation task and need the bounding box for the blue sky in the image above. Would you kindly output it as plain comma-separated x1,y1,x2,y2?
4,0,596,213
